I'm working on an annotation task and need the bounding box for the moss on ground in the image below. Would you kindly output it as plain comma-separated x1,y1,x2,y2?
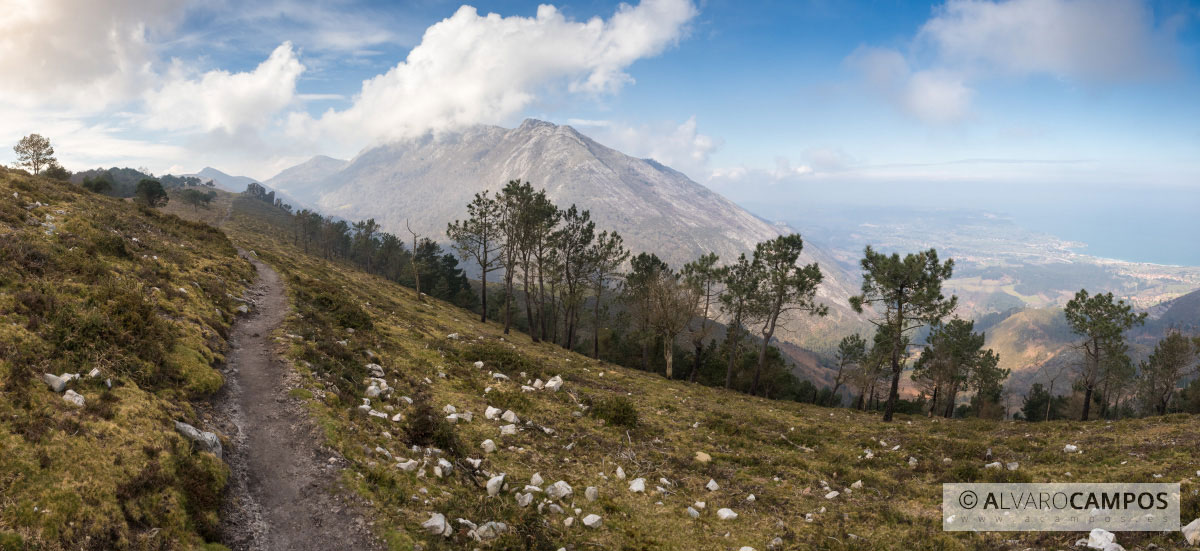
0,169,253,549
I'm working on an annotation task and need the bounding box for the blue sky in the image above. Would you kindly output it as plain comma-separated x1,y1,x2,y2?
2,0,1198,212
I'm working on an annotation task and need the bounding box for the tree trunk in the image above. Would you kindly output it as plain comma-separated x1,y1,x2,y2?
523,269,537,342
1081,385,1093,421
592,285,602,359
480,268,488,323
663,335,673,379
724,324,739,389
1045,380,1054,421
689,342,702,383
750,317,778,396
882,344,902,422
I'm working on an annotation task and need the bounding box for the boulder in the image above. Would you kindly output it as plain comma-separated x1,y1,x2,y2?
546,481,573,500
481,439,496,453
582,514,602,528
472,521,507,540
397,459,419,472
499,424,517,436
1182,518,1199,546
629,478,646,493
1087,529,1115,549
62,390,85,407
531,472,544,486
422,513,452,537
174,421,223,459
717,508,738,520
585,486,598,502
42,373,67,393
516,492,533,507
487,474,506,496
545,375,563,392
485,406,502,420
501,410,520,423
706,479,720,491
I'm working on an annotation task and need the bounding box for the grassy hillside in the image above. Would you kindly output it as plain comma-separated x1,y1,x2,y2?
0,169,254,549
220,196,1200,550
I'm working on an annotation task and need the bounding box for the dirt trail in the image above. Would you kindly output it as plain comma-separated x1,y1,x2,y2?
214,251,380,550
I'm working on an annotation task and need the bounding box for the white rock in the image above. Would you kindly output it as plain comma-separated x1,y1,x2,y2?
850,480,863,489
717,508,738,520
746,494,756,502
1006,462,1019,471
516,492,533,507
481,439,496,453
530,472,544,486
485,406,502,420
472,521,507,540
533,379,545,389
984,462,1002,469
616,466,626,480
437,458,453,475
42,373,67,393
466,458,481,469
443,404,457,414
487,474,506,496
582,514,602,528
629,478,646,493
687,506,700,519
391,413,403,422
422,513,452,537
563,516,574,527
546,481,573,500
545,375,564,392
908,456,918,467
500,424,517,436
397,459,419,472
1181,517,1199,545
174,421,222,458
706,479,720,491
738,547,756,551
585,486,598,502
445,414,458,424
824,490,839,500
693,501,706,510
368,409,388,419
501,410,519,423
1087,529,1115,549
492,372,509,381
87,368,101,378
474,361,484,368
62,390,85,407
1064,444,1079,453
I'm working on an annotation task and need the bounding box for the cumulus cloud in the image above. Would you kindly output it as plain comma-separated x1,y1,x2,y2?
290,0,698,147
848,0,1182,124
144,42,305,134
591,116,719,179
0,0,186,110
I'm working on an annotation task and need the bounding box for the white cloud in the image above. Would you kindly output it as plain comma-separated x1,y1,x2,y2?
0,0,187,110
592,116,719,179
143,42,305,134
919,0,1176,81
848,0,1182,125
291,0,698,148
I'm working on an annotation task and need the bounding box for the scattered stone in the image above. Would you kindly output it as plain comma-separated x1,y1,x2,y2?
582,514,602,528
717,508,738,520
398,459,419,472
851,480,863,489
42,373,67,393
487,474,506,497
530,472,544,486
422,513,452,537
984,462,1002,470
391,413,403,422
1006,462,1019,471
545,375,564,392
943,457,952,464
695,451,712,463
563,516,574,527
485,406,502,420
501,410,520,423
500,424,517,436
1182,518,1199,545
546,481,573,500
516,492,533,507
1087,529,1116,549
586,486,598,502
1064,444,1079,453
443,404,457,414
447,333,460,340
174,421,222,458
687,506,700,519
694,501,706,509
629,478,646,493
824,490,839,500
481,439,496,453
706,479,720,492
474,361,484,368
616,466,626,480
62,390,85,407
471,521,507,541
768,537,784,550
738,547,755,551
87,368,101,378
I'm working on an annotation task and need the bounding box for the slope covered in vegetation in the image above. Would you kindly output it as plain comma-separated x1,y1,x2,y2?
0,169,252,549
220,196,1200,551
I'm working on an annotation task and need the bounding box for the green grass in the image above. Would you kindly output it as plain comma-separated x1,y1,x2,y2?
222,196,1200,551
0,169,253,549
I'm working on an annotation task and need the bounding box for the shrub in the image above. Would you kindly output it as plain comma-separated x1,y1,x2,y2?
588,395,639,428
402,391,462,457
